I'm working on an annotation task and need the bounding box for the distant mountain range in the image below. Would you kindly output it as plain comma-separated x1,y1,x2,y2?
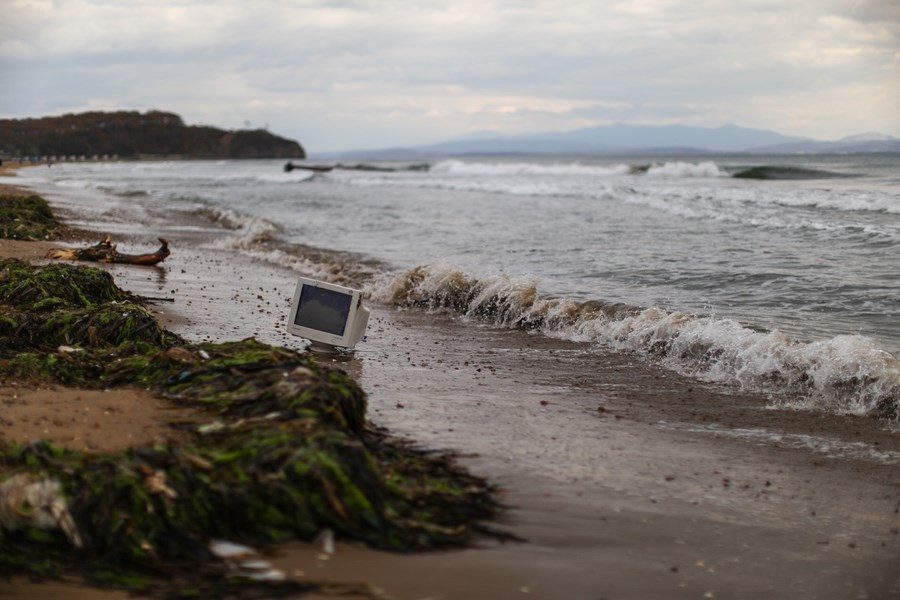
752,132,900,154
335,124,900,158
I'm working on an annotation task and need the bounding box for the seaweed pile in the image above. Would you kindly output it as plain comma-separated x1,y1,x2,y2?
0,194,64,240
0,258,503,598
0,259,176,358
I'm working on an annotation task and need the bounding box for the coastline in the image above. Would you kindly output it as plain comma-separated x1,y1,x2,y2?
1,167,899,599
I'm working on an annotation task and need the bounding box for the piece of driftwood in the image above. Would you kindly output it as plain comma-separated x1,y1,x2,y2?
284,162,333,173
45,235,171,266
283,161,429,173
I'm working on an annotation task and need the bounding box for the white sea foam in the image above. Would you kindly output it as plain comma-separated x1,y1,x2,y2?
53,178,95,189
194,206,280,248
254,171,315,183
430,159,728,179
430,159,632,177
182,202,375,285
588,309,900,414
370,262,900,419
346,159,899,218
343,173,624,201
663,423,900,465
208,243,359,285
645,161,726,178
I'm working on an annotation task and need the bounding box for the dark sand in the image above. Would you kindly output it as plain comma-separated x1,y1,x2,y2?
1,170,899,599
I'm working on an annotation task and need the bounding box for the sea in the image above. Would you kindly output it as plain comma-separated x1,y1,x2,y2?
9,153,900,420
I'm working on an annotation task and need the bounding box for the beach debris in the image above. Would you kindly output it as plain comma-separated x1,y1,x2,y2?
284,161,333,173
139,466,177,500
160,347,198,363
284,161,429,173
316,528,336,560
45,235,171,265
0,473,83,548
210,539,287,582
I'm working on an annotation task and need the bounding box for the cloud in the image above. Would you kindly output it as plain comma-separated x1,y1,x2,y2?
1,0,897,151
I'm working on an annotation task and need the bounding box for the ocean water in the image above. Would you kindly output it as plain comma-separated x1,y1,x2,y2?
11,153,900,419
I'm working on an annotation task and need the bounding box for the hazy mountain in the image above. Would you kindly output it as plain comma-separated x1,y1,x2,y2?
342,123,809,157
332,124,899,158
418,123,811,155
840,132,897,143
752,133,900,154
528,123,809,152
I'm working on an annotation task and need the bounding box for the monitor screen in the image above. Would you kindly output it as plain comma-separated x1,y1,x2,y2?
292,284,352,336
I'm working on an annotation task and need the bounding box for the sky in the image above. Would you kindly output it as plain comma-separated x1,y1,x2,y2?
1,0,898,153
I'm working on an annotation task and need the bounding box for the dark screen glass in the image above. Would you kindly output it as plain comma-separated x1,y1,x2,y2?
293,285,352,336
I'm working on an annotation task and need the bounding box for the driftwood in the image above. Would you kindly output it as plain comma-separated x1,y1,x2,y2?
283,161,429,173
45,235,171,266
284,162,333,173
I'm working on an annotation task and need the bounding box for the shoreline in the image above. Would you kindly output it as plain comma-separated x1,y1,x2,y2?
2,169,899,598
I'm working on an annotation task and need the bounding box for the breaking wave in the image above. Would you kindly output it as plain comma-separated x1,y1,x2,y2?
429,160,861,181
188,206,376,287
369,263,900,420
645,161,726,178
190,206,280,247
429,159,726,178
431,160,632,177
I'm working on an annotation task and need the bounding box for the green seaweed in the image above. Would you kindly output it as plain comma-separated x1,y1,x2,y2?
0,259,505,598
0,258,134,309
0,259,181,356
0,194,64,240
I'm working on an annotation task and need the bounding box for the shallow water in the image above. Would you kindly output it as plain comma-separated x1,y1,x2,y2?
9,153,900,418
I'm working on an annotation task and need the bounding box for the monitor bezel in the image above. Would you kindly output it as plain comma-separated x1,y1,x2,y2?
286,276,364,349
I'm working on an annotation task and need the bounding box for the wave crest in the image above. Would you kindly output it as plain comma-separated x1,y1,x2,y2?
646,161,726,178
190,206,280,252
593,309,900,416
430,159,631,177
429,159,727,179
372,263,900,419
369,263,639,332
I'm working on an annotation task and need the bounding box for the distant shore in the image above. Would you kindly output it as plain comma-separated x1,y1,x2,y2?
2,165,900,599
0,109,306,161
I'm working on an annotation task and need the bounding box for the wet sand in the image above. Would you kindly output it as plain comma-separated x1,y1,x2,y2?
1,175,899,598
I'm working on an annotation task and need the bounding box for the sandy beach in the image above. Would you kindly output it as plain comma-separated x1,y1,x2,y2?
1,168,899,599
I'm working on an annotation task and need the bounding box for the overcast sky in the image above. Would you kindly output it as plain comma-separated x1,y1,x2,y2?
2,0,898,153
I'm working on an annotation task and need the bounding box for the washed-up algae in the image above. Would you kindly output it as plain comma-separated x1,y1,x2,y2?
0,258,180,355
0,259,505,598
0,194,64,241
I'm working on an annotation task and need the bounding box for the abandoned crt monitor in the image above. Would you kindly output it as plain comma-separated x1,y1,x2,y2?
287,277,369,353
